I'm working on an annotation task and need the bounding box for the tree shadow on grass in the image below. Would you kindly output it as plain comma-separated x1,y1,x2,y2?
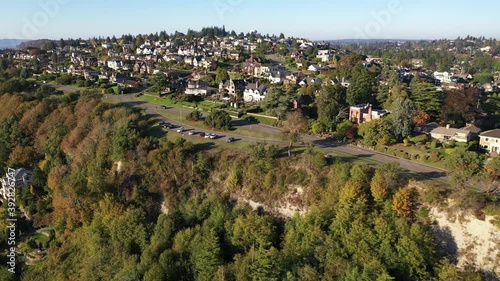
193,142,217,152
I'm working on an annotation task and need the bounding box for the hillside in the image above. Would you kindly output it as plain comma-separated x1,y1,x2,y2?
16,39,54,49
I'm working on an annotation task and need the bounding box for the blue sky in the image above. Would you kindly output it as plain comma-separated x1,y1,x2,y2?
2,0,499,40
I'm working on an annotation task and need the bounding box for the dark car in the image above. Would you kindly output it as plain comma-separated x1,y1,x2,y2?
199,132,206,138
161,105,167,109
227,137,235,143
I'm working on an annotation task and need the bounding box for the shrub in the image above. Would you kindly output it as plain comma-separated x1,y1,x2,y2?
204,110,232,130
447,141,456,148
403,138,411,147
186,110,202,121
430,139,438,149
430,151,441,162
445,148,455,155
410,134,429,143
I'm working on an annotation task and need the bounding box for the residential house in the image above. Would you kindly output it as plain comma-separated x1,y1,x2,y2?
255,64,286,78
411,59,424,68
243,56,262,76
430,125,473,143
284,72,302,86
298,77,322,87
316,50,332,63
308,64,321,72
83,69,99,81
220,79,246,96
111,73,127,83
267,73,284,84
85,57,98,67
331,77,350,88
243,83,267,102
1,168,32,199
107,59,123,70
349,104,389,124
433,71,454,84
185,79,210,96
479,129,500,155
133,61,150,74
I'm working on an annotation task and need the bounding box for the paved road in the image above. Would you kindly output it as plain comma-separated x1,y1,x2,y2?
50,84,448,180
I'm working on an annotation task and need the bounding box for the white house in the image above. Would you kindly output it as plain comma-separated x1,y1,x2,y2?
433,71,454,84
243,83,267,102
185,79,209,96
316,50,332,62
479,129,500,155
107,59,123,70
430,125,472,143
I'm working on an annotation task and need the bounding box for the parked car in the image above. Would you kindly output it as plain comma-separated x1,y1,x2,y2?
199,132,206,138
161,105,167,109
188,130,195,135
209,134,217,139
177,127,184,133
227,137,235,143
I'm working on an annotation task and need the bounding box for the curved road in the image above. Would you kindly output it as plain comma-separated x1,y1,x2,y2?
51,84,448,181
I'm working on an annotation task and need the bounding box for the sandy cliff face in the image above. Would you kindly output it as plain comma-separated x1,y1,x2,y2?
430,207,500,277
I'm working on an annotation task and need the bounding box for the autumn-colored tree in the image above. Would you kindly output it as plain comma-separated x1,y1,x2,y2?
393,187,413,218
413,110,431,125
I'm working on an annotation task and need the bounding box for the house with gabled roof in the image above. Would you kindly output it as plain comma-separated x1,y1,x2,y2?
243,82,267,102
479,129,500,155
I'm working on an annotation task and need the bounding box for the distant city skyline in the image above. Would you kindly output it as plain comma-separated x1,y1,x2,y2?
2,0,500,41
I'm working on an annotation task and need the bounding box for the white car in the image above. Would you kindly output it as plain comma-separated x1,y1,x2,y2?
188,130,195,135
177,127,184,133
209,134,217,139
204,133,211,139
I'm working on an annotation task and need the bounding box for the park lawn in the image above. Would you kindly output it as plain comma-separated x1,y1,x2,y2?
136,94,175,106
241,114,278,127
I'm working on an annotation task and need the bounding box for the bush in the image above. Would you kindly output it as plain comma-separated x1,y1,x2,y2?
430,151,441,162
410,134,429,143
447,141,456,148
403,138,411,147
445,148,455,155
430,139,438,149
186,110,202,121
204,110,232,130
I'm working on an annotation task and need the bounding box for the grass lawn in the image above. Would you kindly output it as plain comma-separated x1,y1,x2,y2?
135,95,280,128
32,232,51,244
241,114,278,127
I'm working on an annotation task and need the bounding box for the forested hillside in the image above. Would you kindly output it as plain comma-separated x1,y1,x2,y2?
0,87,487,281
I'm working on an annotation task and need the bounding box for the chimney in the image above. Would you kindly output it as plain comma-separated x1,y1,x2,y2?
367,104,373,122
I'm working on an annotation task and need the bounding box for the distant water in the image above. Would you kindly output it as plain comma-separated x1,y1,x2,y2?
0,39,27,49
